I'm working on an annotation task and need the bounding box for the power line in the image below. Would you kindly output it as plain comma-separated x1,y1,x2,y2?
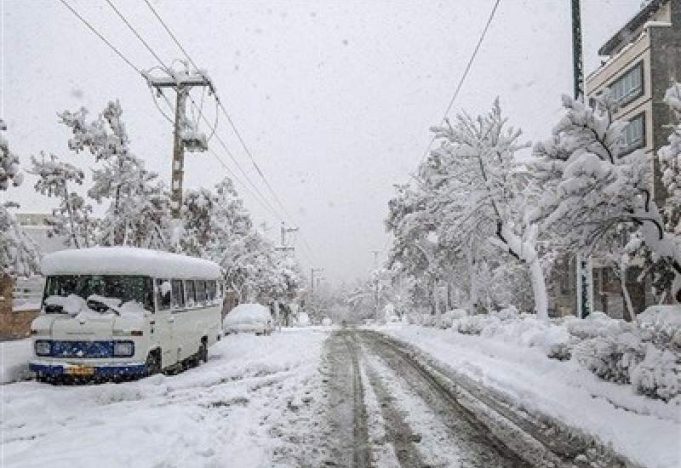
101,1,284,224
143,0,200,71
59,0,286,234
143,1,317,262
206,146,281,220
417,0,502,165
142,0,296,220
104,0,170,70
214,99,295,220
58,0,142,75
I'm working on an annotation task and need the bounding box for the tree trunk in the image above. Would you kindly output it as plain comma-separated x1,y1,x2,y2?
498,223,549,320
528,256,549,320
467,241,477,314
619,255,637,323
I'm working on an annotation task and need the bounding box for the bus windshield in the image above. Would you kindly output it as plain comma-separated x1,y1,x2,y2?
43,275,154,313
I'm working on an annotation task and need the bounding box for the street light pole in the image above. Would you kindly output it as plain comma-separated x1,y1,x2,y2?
572,0,592,319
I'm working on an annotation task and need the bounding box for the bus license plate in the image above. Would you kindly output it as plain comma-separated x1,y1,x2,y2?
66,365,95,377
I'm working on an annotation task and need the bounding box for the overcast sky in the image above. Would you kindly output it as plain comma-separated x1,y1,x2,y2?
2,0,642,283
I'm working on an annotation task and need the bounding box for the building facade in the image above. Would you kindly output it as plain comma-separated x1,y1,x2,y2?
586,0,681,317
548,0,681,318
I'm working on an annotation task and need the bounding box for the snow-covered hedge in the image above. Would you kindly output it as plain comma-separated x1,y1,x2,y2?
416,306,681,402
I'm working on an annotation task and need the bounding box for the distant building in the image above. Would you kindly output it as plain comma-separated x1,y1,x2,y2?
15,213,68,255
586,0,681,317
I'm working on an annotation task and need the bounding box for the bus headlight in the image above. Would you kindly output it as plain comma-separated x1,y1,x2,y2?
35,340,51,356
113,341,134,357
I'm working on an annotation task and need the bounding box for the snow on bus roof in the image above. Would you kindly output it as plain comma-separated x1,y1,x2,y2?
41,247,222,280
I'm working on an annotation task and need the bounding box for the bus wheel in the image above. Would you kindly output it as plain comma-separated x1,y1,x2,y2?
199,340,208,364
146,350,162,376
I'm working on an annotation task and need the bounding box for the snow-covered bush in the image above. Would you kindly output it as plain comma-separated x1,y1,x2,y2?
418,305,681,400
438,309,467,329
562,312,634,341
572,332,645,384
638,306,681,351
630,344,681,402
455,313,498,335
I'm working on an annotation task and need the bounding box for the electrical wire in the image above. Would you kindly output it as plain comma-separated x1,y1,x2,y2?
58,0,142,75
214,98,295,220
143,1,317,262
142,0,297,219
143,0,200,72
104,0,170,70
60,0,287,230
416,0,502,165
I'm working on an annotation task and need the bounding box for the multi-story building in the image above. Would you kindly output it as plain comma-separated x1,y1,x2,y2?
584,0,681,317
548,0,681,319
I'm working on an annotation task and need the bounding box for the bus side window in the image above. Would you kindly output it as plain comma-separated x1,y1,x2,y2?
144,277,155,312
185,280,196,308
206,280,217,303
156,279,171,311
196,280,207,304
171,280,185,309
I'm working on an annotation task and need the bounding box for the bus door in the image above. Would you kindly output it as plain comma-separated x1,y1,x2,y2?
154,278,176,367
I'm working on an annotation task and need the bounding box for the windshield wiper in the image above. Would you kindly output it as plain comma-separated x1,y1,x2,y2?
45,303,66,314
86,298,121,316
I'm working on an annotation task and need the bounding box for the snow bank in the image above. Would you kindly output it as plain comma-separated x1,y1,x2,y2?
223,303,271,327
0,339,32,384
410,306,681,403
377,325,681,468
1,330,329,467
42,247,221,280
296,312,310,327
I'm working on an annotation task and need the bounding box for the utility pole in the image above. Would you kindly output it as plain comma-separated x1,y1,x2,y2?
571,0,584,100
310,267,323,294
370,250,380,269
309,267,323,316
370,250,381,319
146,68,214,219
571,0,592,319
276,222,299,252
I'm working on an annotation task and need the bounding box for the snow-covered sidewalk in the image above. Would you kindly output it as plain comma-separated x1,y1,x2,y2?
1,329,328,468
0,338,32,384
376,324,681,468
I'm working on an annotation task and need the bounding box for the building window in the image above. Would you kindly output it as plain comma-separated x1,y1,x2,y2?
621,112,646,154
610,61,643,107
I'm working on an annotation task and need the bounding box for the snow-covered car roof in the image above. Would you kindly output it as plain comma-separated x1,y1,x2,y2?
223,303,271,326
41,247,222,280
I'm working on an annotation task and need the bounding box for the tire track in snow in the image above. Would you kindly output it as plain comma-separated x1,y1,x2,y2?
358,330,532,467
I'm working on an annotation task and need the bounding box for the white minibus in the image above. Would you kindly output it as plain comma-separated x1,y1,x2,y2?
29,247,223,381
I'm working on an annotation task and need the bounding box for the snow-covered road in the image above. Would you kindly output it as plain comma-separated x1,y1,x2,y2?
1,329,329,468
3,326,676,467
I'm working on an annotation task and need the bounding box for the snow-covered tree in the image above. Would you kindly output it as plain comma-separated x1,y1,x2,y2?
180,177,303,304
30,152,96,248
59,101,172,248
0,119,23,191
659,83,681,237
423,100,549,319
0,119,40,277
532,93,681,302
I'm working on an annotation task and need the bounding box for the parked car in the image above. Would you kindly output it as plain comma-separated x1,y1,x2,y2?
223,303,273,336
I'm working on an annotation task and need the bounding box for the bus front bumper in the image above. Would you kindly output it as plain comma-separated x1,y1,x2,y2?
29,361,148,380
